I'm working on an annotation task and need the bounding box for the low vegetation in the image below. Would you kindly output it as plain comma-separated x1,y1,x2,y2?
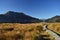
48,23,60,35
0,23,54,40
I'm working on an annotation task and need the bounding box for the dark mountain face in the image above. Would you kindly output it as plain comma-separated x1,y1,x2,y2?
45,15,60,22
0,11,43,23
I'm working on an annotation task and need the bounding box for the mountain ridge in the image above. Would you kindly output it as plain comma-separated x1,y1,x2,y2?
45,15,60,22
0,11,60,23
0,11,43,23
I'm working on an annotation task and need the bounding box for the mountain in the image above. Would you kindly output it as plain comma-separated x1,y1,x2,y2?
0,11,43,23
45,15,60,22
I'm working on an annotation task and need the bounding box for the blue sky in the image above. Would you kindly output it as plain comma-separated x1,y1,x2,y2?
0,0,60,19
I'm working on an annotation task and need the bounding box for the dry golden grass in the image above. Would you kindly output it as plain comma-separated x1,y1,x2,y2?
48,23,60,34
0,23,54,40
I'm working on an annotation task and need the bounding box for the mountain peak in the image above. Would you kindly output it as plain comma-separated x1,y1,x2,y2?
45,15,60,22
7,11,14,13
5,11,25,16
54,15,60,17
0,11,42,23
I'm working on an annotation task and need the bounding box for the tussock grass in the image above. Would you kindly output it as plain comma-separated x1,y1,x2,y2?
0,23,54,40
48,23,60,34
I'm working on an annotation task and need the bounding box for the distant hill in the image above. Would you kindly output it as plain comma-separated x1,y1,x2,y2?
0,11,43,23
45,15,60,22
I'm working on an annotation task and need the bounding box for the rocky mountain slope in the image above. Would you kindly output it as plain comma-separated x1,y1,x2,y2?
45,15,60,22
0,11,43,23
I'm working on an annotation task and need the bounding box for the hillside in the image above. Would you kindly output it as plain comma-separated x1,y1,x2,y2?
0,11,43,23
45,15,60,22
